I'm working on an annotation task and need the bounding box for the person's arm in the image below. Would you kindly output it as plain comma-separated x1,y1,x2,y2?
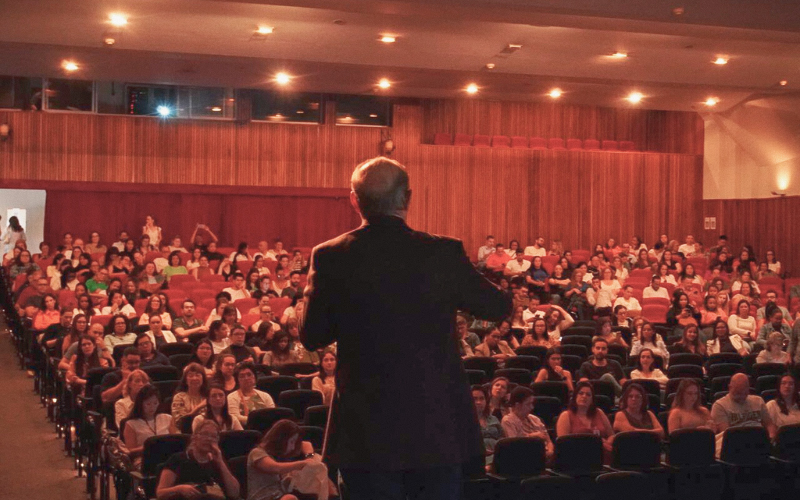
155,468,204,500
612,410,633,433
300,247,338,350
761,404,777,440
251,451,315,475
58,350,74,371
534,369,548,383
123,421,144,456
710,402,727,434
102,373,127,403
667,410,682,434
649,411,665,439
563,370,575,393
227,392,248,425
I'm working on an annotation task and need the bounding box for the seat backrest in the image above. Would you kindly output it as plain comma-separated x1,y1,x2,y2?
453,133,472,146
667,364,704,380
548,138,565,149
494,437,546,477
595,471,647,500
433,133,453,145
463,357,498,378
583,139,600,150
491,135,510,148
246,407,296,433
668,428,716,467
530,381,569,405
141,434,191,476
168,353,193,372
611,431,662,469
531,396,563,427
299,425,325,451
228,455,249,498
515,345,548,359
775,423,800,462
142,365,181,382
504,355,541,372
277,389,324,420
303,405,330,428
566,138,582,150
219,430,262,460
668,353,704,367
752,362,787,378
601,140,618,151
529,137,547,149
473,134,491,147
157,342,195,358
554,434,604,473
494,368,532,385
256,375,299,401
708,353,743,366
277,362,319,377
720,426,771,466
510,136,529,148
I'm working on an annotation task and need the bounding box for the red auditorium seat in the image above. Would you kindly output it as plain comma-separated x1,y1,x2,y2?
642,304,668,323
145,251,161,263
583,139,600,150
619,141,635,151
601,140,619,151
510,136,529,148
473,134,491,147
269,297,292,318
91,315,112,327
58,290,77,309
566,138,582,150
170,274,197,288
548,138,566,150
642,297,671,308
179,252,192,265
453,133,472,146
570,249,591,265
234,298,257,316
433,133,453,145
492,135,511,148
530,137,547,149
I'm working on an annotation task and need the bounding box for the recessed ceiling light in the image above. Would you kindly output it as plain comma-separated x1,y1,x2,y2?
485,63,495,70
704,97,719,106
610,52,628,59
275,72,291,85
296,110,305,114
779,80,788,86
109,13,128,27
256,26,274,35
103,36,116,46
62,60,79,72
465,83,479,94
369,114,378,118
627,91,643,104
210,106,222,112
548,88,562,98
672,7,685,16
377,78,391,89
713,56,728,65
380,35,396,43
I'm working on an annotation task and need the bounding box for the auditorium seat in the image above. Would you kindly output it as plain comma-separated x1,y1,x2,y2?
233,298,257,316
510,136,529,148
619,140,635,151
583,139,600,150
601,140,618,151
453,133,472,146
492,135,511,148
473,134,491,147
169,274,197,288
548,138,565,150
433,133,453,145
529,137,547,149
566,138,582,150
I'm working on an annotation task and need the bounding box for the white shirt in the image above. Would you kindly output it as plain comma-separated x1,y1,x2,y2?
153,257,168,273
678,243,697,256
223,287,250,302
250,319,281,333
266,249,288,261
144,329,177,345
766,400,800,428
643,286,670,299
614,296,642,312
505,259,531,275
521,308,545,325
523,246,546,257
101,304,137,317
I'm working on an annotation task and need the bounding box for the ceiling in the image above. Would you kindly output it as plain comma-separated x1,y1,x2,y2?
0,0,798,111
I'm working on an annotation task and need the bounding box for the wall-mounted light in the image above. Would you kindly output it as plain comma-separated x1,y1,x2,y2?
0,123,10,142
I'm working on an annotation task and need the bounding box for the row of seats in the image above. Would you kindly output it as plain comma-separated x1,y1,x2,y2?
432,133,637,151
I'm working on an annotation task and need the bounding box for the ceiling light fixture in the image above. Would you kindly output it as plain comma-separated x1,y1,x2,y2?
369,114,378,118
779,80,788,86
377,78,391,89
465,83,479,94
380,35,396,43
103,36,116,46
109,13,128,27
62,60,79,72
704,97,719,106
713,56,728,65
275,72,291,85
627,91,643,104
485,63,495,70
610,52,628,59
548,88,562,98
256,26,274,35
210,106,222,112
156,105,172,117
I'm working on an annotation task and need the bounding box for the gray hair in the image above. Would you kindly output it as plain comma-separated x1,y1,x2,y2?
351,156,410,218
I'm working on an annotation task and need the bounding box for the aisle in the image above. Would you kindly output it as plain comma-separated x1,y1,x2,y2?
0,322,86,500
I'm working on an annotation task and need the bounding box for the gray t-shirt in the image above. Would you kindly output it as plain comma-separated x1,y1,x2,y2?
711,394,769,457
247,447,285,500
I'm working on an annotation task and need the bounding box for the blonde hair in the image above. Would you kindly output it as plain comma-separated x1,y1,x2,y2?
123,369,150,398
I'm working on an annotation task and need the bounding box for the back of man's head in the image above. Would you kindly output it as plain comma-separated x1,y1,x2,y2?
351,156,410,219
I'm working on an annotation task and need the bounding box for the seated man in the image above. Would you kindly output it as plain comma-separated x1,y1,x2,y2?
85,267,110,294
578,337,627,394
457,314,480,350
100,347,142,404
172,299,208,340
112,230,130,252
643,275,670,300
586,276,614,316
39,308,73,352
473,326,516,367
485,243,511,275
523,237,546,257
167,235,188,253
678,235,698,257
220,325,256,363
613,285,642,314
756,290,793,330
250,304,280,333
223,272,251,302
265,239,288,261
756,309,792,349
504,252,531,279
16,271,51,318
477,235,495,265
134,334,170,368
153,244,171,273
281,271,303,300
711,373,776,457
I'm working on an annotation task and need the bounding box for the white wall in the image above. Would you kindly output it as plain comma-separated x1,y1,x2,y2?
0,189,47,253
703,94,800,199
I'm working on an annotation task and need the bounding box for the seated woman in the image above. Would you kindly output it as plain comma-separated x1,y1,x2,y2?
262,331,299,373
247,419,335,500
192,254,216,280
73,293,99,322
104,314,138,352
534,347,574,393
311,350,337,406
106,248,125,275
32,293,60,331
630,321,670,365
139,261,165,295
155,420,240,500
666,292,700,331
115,369,151,429
163,251,188,283
101,290,137,319
555,381,614,455
765,250,782,277
171,363,209,430
9,249,39,278
731,270,761,296
630,348,669,392
599,267,622,300
730,282,760,314
597,316,629,349
657,263,677,286
756,332,791,365
699,294,728,331
667,379,712,432
706,319,750,357
521,318,558,348
193,384,244,432
227,362,275,426
123,385,175,463
728,299,757,345
488,376,510,420
544,304,575,342
669,324,707,357
205,300,241,328
138,294,173,330
613,383,664,439
766,375,800,428
188,339,216,377
501,387,554,459
208,320,231,355
186,248,203,272
510,305,529,331
472,384,504,470
612,256,628,284
679,263,705,287
547,264,571,305
211,354,238,395
253,255,272,277
66,334,111,394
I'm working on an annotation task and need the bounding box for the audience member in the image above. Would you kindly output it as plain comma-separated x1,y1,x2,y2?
756,332,791,365
555,381,614,455
115,369,150,429
474,326,516,366
220,325,257,363
630,321,669,364
227,362,275,426
171,363,209,429
670,324,707,356
706,319,750,357
710,373,775,456
262,331,299,372
765,375,800,428
533,347,574,392
135,334,170,367
488,376,510,420
208,320,231,354
123,384,175,462
143,314,177,348
578,337,627,395
668,379,712,432
613,383,664,438
643,275,670,300
311,350,337,406
188,339,216,377
211,354,238,394
192,385,243,432
471,385,504,469
756,309,792,349
501,387,554,459
630,348,669,391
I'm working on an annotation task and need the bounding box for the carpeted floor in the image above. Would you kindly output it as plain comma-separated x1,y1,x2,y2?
0,317,86,500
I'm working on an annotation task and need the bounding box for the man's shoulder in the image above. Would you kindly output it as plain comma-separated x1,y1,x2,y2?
314,225,464,255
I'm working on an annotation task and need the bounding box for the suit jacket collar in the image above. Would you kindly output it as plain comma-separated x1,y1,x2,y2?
364,215,408,228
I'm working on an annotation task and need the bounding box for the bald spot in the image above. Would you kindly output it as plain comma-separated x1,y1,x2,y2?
351,156,409,217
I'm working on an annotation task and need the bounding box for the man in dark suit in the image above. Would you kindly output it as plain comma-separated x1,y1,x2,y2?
301,156,511,499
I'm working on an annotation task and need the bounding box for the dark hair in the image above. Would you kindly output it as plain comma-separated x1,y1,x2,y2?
143,294,163,316
182,299,196,308
591,336,608,348
635,348,657,371
568,381,597,417
542,347,565,378
129,384,161,421
189,339,216,369
208,320,226,342
619,383,648,413
8,216,22,232
108,314,129,334
168,251,182,267
471,384,491,419
508,386,534,406
123,346,140,358
271,330,292,355
259,419,302,458
221,305,238,323
672,379,703,410
215,291,232,304
234,361,257,381
177,363,210,396
202,384,234,429
776,375,799,415
74,334,102,377
318,349,337,383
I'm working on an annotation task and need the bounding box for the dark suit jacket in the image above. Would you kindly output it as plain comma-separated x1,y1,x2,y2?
301,215,511,470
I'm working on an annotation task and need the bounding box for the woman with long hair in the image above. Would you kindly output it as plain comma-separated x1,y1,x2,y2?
670,324,707,356
262,331,299,372
668,379,712,432
630,321,669,364
61,313,88,358
66,334,110,392
207,320,231,354
597,316,628,349
138,292,173,329
188,339,216,377
101,290,137,319
32,293,60,331
533,347,574,392
192,384,243,432
765,250,782,277
171,363,209,429
9,249,38,278
706,319,750,356
547,263,570,304
728,299,757,344
521,317,557,348
311,350,337,406
163,251,188,283
613,383,664,438
766,375,800,428
211,354,238,395
630,348,669,391
488,376,510,420
634,249,651,270
115,369,150,428
472,385,504,469
2,215,26,255
192,254,215,280
666,292,700,330
555,381,614,454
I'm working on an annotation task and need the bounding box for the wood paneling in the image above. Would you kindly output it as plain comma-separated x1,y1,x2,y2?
422,100,703,154
0,99,705,265
703,197,800,277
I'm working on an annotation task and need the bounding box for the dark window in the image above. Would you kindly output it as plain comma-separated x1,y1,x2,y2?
46,79,93,111
252,91,322,123
181,87,231,118
0,76,12,109
126,85,178,116
334,95,392,127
